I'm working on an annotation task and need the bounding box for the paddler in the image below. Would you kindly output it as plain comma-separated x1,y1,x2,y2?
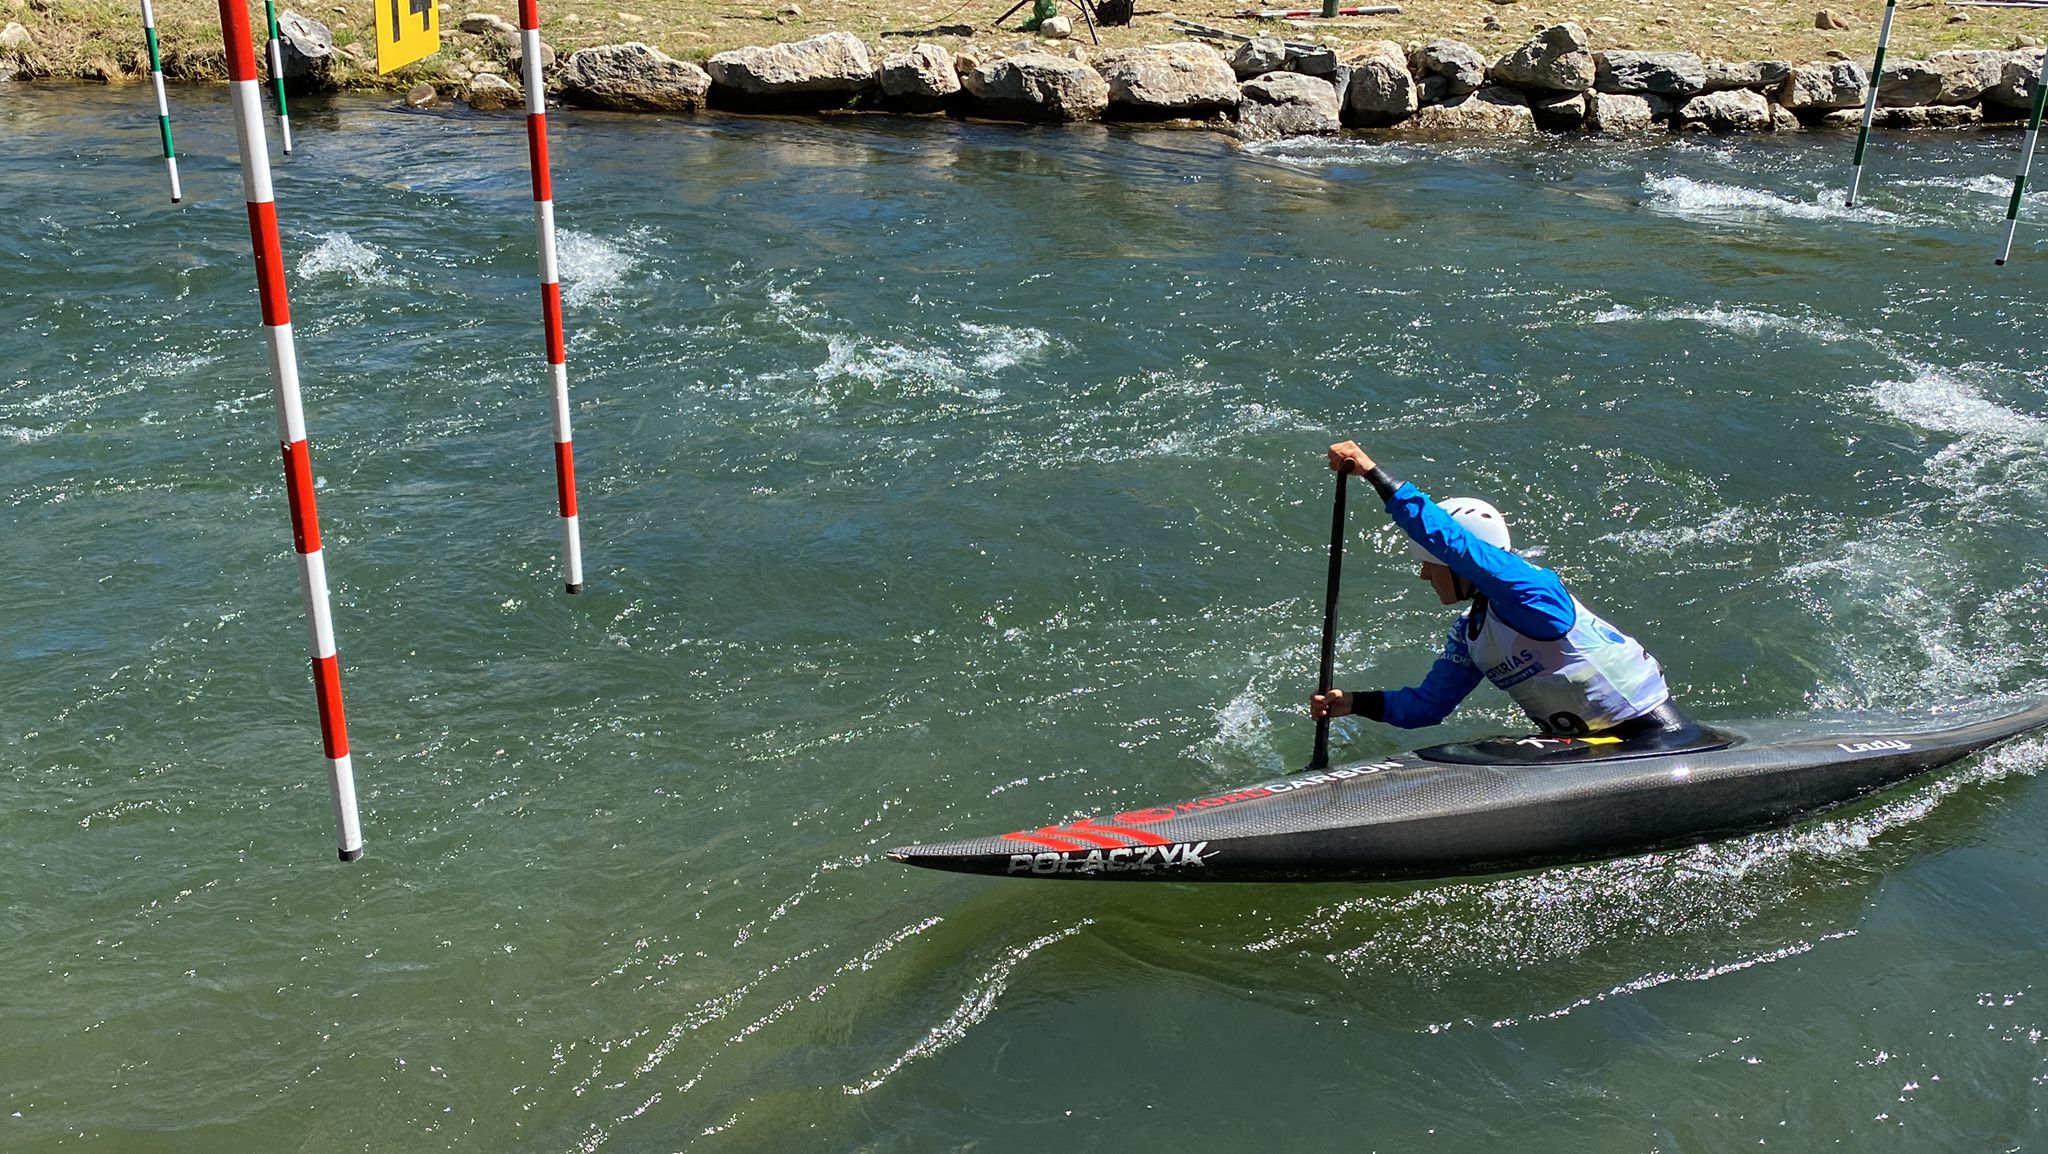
1310,440,1699,744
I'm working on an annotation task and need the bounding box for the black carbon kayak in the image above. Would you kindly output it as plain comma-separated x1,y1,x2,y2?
887,701,2048,883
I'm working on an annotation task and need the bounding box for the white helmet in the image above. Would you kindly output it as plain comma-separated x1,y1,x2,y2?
1406,497,1511,564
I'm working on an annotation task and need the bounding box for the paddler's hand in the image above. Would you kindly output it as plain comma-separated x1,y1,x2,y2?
1327,441,1375,476
1310,689,1354,720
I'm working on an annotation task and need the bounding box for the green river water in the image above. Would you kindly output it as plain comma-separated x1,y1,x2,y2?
4,84,2048,1151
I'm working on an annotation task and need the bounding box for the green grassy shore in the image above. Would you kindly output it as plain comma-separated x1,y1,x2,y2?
2,0,2043,95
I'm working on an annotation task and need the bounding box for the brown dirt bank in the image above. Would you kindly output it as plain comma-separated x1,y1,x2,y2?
2,0,2043,93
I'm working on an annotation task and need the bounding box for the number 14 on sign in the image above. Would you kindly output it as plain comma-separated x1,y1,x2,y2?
376,0,439,73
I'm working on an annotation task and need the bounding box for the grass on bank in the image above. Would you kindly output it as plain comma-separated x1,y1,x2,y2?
4,0,2046,92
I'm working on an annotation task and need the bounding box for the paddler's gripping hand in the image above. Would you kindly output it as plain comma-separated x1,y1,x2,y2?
1310,689,1354,720
1328,441,1375,476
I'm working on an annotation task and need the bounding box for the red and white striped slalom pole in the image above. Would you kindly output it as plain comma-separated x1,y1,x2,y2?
518,0,584,594
216,0,364,860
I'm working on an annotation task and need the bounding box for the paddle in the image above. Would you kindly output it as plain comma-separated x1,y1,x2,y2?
1309,460,1351,771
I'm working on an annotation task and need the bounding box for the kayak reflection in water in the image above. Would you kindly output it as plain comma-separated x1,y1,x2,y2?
1310,440,1702,746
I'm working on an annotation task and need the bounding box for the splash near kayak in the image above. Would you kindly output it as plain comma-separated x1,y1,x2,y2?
889,702,2048,882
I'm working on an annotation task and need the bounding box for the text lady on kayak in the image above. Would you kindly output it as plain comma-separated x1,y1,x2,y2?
1310,440,1699,743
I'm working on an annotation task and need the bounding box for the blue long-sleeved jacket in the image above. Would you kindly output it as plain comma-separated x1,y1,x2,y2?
1368,472,1573,729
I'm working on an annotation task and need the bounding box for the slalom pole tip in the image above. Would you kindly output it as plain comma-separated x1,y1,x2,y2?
566,582,584,594
1996,258,2008,267
339,846,364,862
170,196,181,204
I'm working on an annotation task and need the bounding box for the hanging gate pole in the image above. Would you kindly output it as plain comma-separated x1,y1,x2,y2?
518,0,585,593
215,0,364,860
1996,58,2048,265
263,0,294,153
1846,0,1898,208
139,0,182,202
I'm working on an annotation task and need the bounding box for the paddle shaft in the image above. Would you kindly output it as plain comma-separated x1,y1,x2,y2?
1309,463,1350,770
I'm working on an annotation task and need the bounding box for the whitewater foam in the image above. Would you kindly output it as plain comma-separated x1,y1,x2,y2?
1872,367,2046,444
960,323,1054,373
1644,174,1900,224
812,335,966,389
1594,504,1764,555
1586,299,1877,354
557,228,641,309
295,231,406,287
1869,365,2048,500
1244,137,1418,168
1893,173,2016,198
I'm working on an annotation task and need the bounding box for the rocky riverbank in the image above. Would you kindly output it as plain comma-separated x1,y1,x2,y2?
472,22,2044,139
4,2,2045,141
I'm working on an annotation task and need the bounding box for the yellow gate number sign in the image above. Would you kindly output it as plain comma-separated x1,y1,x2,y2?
376,0,440,73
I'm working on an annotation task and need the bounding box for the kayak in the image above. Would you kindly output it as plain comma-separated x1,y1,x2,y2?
887,701,2048,883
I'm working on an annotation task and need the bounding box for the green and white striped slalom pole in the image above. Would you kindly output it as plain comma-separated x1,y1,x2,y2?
264,0,292,153
1996,57,2048,265
1845,0,1898,208
140,0,181,202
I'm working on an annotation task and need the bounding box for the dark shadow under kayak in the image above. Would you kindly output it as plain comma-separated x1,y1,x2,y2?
887,701,2048,883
